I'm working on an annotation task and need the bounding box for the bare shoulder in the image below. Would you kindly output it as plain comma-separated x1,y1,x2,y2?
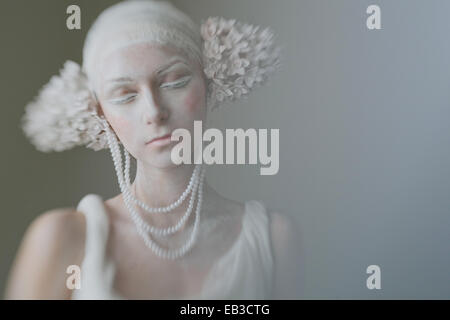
203,184,246,219
24,207,86,256
4,207,86,299
29,208,85,243
268,211,301,247
267,210,304,299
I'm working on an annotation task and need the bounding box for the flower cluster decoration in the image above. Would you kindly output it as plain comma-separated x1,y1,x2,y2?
21,60,108,152
201,17,281,110
21,17,281,152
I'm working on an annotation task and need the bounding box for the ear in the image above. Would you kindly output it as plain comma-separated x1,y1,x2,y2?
200,17,281,111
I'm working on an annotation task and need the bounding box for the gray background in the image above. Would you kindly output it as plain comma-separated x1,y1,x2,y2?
1,0,449,299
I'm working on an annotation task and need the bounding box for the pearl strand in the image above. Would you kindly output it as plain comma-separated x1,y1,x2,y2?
123,148,200,214
135,168,205,260
99,116,204,258
130,163,200,236
104,123,199,237
105,123,204,258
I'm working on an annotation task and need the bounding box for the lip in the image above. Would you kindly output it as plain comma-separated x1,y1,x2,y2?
145,132,172,146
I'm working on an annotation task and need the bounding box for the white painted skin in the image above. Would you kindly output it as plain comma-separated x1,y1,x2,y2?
4,41,303,300
94,42,209,229
89,42,303,299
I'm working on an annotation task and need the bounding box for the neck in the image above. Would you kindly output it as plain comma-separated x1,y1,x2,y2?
133,162,197,206
129,162,200,229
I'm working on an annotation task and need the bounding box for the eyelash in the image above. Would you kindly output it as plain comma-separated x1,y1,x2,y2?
108,76,192,105
160,75,192,89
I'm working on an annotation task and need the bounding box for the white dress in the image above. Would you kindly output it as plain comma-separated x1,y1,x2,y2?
71,194,274,300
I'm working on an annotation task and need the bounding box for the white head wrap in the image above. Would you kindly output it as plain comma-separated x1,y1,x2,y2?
82,0,203,91
21,0,281,152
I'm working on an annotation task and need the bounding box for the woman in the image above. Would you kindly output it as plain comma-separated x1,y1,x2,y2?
5,0,303,299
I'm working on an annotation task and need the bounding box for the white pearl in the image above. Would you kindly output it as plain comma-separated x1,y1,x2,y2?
104,123,206,259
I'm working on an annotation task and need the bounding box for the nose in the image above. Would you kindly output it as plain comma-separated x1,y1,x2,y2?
142,87,169,124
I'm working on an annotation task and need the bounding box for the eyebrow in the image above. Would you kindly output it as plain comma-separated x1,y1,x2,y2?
104,78,136,96
157,56,190,75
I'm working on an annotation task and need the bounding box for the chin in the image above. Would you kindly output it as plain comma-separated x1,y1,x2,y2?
142,150,178,169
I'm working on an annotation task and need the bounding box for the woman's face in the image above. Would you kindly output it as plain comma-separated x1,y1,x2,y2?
95,43,207,168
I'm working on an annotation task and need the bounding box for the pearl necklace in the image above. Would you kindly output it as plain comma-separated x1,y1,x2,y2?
123,150,201,237
99,116,204,259
125,151,201,214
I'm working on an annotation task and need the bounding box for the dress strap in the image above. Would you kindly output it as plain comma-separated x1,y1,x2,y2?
71,194,119,299
195,200,274,299
242,200,274,292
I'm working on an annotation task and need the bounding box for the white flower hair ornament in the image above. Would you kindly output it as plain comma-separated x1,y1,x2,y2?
202,17,281,110
21,16,281,152
21,61,109,152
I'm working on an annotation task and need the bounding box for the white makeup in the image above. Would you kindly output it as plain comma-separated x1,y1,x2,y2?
107,75,193,105
93,42,207,171
98,54,195,104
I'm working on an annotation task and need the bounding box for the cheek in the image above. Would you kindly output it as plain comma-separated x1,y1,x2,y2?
106,113,132,140
182,81,206,114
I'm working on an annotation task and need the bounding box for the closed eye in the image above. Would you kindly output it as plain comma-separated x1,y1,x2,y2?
107,75,192,104
108,93,137,105
160,75,192,89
